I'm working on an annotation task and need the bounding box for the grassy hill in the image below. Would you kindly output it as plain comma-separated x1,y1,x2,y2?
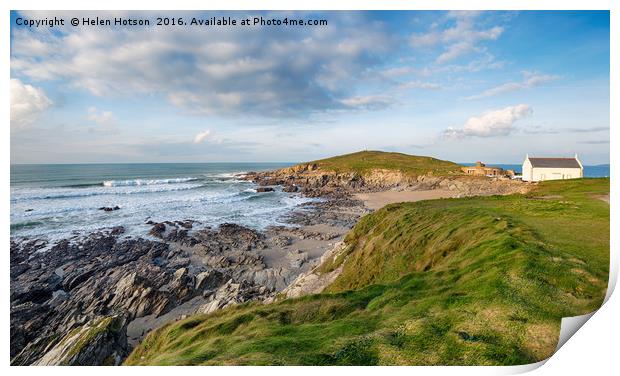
125,178,609,366
306,150,463,176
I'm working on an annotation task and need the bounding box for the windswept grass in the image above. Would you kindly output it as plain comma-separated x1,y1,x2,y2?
126,178,609,366
307,150,463,177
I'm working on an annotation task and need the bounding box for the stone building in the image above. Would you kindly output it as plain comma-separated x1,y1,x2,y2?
461,162,514,177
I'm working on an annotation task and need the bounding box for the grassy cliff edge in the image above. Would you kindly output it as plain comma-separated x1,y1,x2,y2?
126,178,609,366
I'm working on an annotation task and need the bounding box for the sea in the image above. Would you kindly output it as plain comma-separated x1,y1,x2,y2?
11,162,610,242
10,163,314,241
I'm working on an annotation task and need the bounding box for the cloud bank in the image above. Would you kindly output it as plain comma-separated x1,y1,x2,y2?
443,104,533,138
410,11,504,64
11,11,396,118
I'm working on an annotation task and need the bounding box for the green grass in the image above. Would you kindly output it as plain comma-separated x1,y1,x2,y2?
306,150,463,177
125,178,609,366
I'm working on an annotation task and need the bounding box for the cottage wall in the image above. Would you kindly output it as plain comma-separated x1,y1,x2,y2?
531,167,582,182
522,158,533,182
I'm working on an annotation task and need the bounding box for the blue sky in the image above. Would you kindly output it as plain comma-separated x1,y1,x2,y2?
10,10,610,164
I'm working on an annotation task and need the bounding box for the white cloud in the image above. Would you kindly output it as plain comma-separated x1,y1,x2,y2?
11,11,395,118
465,71,560,100
436,41,475,64
410,12,504,64
409,32,441,47
443,104,533,138
87,106,117,127
10,78,53,129
193,130,212,144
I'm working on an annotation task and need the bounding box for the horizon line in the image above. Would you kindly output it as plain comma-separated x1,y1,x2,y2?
9,161,611,166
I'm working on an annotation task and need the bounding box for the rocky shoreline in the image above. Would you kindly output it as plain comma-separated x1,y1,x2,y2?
10,183,368,366
244,163,530,198
10,165,528,366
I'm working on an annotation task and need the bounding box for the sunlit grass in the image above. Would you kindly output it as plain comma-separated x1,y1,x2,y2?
308,150,463,177
126,178,608,366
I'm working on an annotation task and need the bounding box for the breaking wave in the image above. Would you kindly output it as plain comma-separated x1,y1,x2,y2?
11,184,204,202
102,177,198,187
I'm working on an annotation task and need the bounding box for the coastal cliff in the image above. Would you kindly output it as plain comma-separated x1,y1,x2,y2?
245,151,529,197
12,151,595,366
126,178,609,365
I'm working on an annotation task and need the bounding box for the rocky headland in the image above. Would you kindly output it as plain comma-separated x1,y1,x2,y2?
244,161,529,198
10,152,532,366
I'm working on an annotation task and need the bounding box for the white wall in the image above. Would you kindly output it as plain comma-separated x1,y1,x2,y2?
531,167,583,182
522,158,533,182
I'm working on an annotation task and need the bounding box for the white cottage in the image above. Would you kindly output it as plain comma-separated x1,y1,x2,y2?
522,154,584,182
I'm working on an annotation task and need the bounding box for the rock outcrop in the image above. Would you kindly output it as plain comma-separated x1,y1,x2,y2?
9,221,308,365
198,279,269,315
244,165,529,198
33,315,128,366
279,242,349,299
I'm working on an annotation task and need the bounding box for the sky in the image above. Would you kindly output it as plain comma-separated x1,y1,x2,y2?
10,10,610,164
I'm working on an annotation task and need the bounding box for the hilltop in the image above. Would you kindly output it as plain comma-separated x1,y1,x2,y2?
245,150,526,197
306,150,463,177
125,178,609,366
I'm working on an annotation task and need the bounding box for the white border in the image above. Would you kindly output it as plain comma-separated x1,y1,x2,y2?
3,1,616,375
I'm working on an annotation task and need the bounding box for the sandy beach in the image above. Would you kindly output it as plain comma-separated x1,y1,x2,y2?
354,189,457,210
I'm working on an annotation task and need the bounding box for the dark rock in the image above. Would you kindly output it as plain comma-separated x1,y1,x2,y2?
10,263,30,279
110,226,125,236
149,223,166,237
10,219,284,365
256,187,274,193
176,220,194,229
10,231,174,364
99,206,121,212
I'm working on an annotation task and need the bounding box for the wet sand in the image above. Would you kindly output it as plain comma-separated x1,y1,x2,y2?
354,189,456,210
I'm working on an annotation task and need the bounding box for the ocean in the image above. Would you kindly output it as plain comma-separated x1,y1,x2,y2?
10,163,314,241
11,162,610,242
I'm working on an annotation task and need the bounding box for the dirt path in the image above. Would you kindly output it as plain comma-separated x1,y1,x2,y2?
595,194,610,204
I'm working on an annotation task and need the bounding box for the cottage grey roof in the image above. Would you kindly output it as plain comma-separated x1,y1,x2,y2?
528,157,581,168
